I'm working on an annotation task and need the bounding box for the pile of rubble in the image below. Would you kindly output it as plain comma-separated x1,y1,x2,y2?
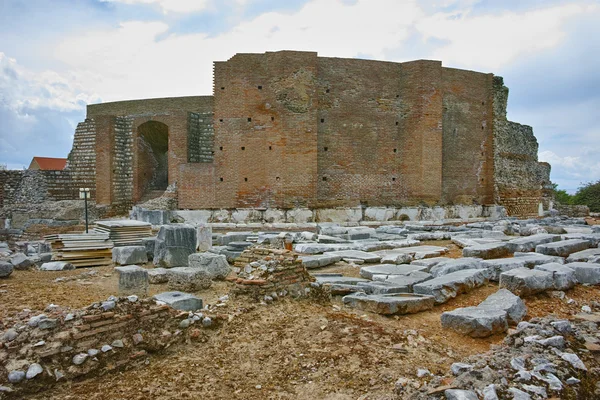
398,314,600,399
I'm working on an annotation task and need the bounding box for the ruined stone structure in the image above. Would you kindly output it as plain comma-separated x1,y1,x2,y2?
1,51,551,218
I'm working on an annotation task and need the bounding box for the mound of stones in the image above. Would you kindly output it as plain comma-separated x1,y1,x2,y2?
399,315,600,399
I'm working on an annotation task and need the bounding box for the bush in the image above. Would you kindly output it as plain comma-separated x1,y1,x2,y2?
552,183,574,205
573,180,600,212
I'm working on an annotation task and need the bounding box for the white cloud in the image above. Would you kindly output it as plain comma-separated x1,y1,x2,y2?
105,0,210,14
0,52,100,113
415,3,593,70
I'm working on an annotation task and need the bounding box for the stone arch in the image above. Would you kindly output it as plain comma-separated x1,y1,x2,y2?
134,120,169,202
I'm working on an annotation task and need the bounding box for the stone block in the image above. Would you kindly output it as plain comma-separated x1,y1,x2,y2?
300,254,342,269
112,246,148,265
323,250,381,263
115,265,149,296
441,307,508,337
188,252,230,280
462,242,512,259
142,237,156,261
429,258,485,278
478,288,527,324
167,267,211,291
413,269,488,304
10,253,33,270
154,291,203,311
535,239,591,257
40,262,75,271
499,267,554,296
481,258,529,281
566,248,600,263
217,232,254,246
359,264,428,280
342,293,435,315
505,234,561,253
513,252,565,266
0,261,13,278
147,268,169,284
153,224,197,268
534,262,577,290
196,224,212,252
566,262,600,285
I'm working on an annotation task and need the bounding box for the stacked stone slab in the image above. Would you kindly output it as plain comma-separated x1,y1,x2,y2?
153,224,197,268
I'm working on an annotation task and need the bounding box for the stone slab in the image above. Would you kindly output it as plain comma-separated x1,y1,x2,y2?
566,248,600,263
342,293,435,315
429,258,485,278
535,239,591,258
413,269,488,304
153,291,203,311
478,288,527,324
359,264,428,280
566,262,600,285
300,254,342,269
462,242,512,259
323,250,381,263
505,234,561,253
39,261,75,271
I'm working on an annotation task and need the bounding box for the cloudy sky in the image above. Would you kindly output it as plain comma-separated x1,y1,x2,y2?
0,0,598,192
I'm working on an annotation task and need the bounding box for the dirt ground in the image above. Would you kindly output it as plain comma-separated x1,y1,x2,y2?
2,242,599,399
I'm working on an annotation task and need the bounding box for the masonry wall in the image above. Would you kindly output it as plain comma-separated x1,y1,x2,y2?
209,51,319,209
0,170,78,207
441,67,495,205
66,119,97,199
492,77,551,217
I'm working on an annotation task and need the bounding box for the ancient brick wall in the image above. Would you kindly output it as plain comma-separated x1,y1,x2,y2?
87,96,213,117
0,298,222,396
211,51,319,209
65,51,549,217
441,68,495,205
492,77,551,217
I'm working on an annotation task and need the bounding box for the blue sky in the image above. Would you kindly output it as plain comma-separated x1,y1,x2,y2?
0,0,598,193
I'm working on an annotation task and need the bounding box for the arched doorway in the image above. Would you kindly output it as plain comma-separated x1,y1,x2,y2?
136,121,169,201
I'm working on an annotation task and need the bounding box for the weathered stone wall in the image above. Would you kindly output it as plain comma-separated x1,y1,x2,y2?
0,170,79,207
66,119,97,199
112,117,134,212
87,96,213,118
492,77,551,217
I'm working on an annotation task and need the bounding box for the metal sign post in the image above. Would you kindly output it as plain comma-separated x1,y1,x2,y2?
79,188,90,233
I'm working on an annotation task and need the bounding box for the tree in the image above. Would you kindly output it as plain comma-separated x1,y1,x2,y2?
573,180,600,212
551,183,573,205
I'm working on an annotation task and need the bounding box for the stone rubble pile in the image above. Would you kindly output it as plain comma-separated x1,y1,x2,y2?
398,314,600,399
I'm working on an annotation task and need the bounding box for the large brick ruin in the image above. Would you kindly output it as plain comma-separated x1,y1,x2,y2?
0,51,551,218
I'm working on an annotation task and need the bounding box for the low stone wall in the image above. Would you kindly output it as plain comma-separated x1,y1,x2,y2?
132,205,507,226
557,204,590,217
0,297,221,396
230,247,317,300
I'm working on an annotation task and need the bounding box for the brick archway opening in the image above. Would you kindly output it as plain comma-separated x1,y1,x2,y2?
136,121,168,202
